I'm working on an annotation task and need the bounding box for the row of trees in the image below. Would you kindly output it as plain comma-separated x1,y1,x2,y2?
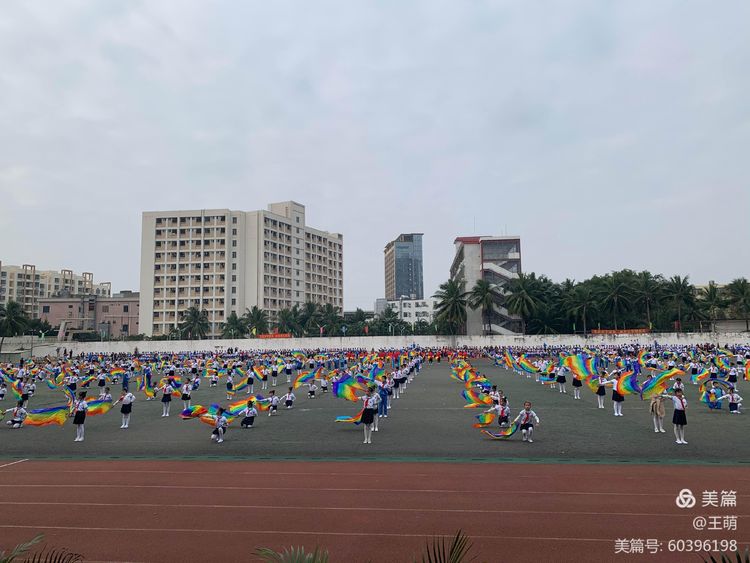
0,301,55,352
430,271,750,335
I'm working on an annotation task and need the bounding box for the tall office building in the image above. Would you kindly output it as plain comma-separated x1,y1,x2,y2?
139,201,343,337
450,236,522,335
0,261,111,318
384,233,424,301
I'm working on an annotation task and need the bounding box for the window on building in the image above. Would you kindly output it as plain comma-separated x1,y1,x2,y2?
102,305,109,313
232,240,237,247
42,305,50,313
232,275,237,282
232,264,237,270
123,305,129,313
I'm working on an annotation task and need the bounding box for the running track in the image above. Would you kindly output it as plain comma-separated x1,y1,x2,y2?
0,460,748,562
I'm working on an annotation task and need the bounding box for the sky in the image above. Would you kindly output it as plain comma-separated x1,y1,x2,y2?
1,0,749,310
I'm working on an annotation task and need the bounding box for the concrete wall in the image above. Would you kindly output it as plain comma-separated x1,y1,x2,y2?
8,331,746,357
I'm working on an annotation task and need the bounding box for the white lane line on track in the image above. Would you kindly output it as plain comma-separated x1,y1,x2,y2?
1,501,746,519
0,459,28,469
0,524,624,542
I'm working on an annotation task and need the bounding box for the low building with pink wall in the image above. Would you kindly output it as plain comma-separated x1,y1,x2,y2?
39,291,140,339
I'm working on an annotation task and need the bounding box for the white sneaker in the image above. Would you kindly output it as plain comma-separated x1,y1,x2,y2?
216,439,223,443
211,435,216,441
374,428,378,432
384,415,388,418
654,429,659,433
675,440,681,444
660,429,665,433
367,439,371,444
528,439,533,443
363,440,368,444
682,440,688,444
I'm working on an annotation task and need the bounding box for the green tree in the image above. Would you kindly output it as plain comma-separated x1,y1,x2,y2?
699,281,726,329
727,278,750,331
467,279,500,336
433,280,468,335
178,306,210,340
243,306,269,335
596,272,633,330
0,301,29,354
504,273,542,334
221,311,247,339
633,271,663,328
319,303,342,336
664,275,695,330
299,302,322,336
276,307,302,336
564,284,597,334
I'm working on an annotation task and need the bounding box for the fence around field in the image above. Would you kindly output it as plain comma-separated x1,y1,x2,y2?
1,331,747,358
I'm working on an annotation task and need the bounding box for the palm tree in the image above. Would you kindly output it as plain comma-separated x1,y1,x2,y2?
276,307,302,336
221,312,247,339
178,306,210,340
433,279,468,335
727,278,750,331
596,273,633,330
243,306,269,336
467,279,500,336
633,271,663,328
0,301,29,354
299,302,322,336
664,275,694,330
699,282,726,330
564,284,597,334
504,273,541,334
319,303,342,336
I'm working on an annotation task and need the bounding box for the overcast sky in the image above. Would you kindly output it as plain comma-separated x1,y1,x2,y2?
1,1,749,309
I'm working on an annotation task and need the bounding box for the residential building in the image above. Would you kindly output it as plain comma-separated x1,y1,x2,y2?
450,236,523,335
389,297,437,325
384,233,424,301
0,261,111,318
39,291,140,340
374,298,389,316
139,202,343,337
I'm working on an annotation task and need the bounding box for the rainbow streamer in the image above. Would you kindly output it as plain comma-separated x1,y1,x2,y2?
331,377,359,402
472,412,496,428
641,368,684,399
615,371,641,397
699,380,733,407
180,405,208,419
292,370,315,389
462,389,492,408
690,368,710,384
517,355,539,373
85,399,113,416
481,422,520,439
25,405,69,427
335,408,364,424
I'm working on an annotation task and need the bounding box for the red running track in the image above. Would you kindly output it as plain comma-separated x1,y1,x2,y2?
0,460,748,562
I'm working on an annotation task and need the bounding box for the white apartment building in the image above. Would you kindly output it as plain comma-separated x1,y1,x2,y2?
139,201,343,337
389,297,437,325
450,236,523,335
0,262,111,318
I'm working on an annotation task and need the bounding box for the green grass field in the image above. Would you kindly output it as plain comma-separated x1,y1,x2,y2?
2,360,748,464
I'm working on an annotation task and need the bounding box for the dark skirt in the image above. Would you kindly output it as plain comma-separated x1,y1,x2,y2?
556,376,566,384
612,391,624,403
499,416,509,425
120,403,132,414
596,386,606,396
393,379,400,389
729,403,739,412
672,410,687,425
226,383,233,391
572,378,582,388
285,400,293,407
520,422,533,430
241,416,255,427
181,393,191,401
73,411,86,425
361,408,375,425
161,394,171,403
98,380,106,387
212,427,228,436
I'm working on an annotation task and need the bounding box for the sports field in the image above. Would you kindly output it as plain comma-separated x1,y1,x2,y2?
1,360,749,562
